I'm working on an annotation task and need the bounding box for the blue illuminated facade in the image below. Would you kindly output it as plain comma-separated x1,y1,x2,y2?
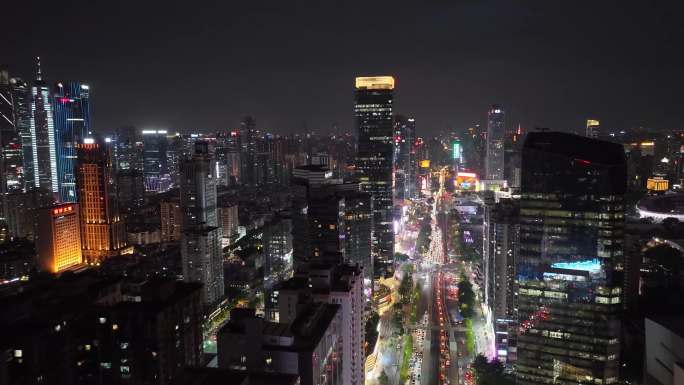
53,81,91,202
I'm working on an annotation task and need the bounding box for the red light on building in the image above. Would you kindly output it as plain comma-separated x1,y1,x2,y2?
575,158,591,165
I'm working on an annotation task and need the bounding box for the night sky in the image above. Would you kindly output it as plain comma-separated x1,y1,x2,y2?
6,1,684,135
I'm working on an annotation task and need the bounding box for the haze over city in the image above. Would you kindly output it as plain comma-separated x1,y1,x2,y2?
5,1,684,133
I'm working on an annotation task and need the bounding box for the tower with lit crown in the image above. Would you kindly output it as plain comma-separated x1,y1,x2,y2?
355,76,395,275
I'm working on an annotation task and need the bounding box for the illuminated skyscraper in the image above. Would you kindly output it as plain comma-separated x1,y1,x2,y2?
485,105,505,180
142,129,169,192
586,119,600,139
239,116,257,187
30,57,58,199
53,81,91,202
36,203,82,273
394,115,416,201
516,132,625,385
180,142,223,304
8,76,33,190
76,138,126,263
355,76,394,274
0,68,24,232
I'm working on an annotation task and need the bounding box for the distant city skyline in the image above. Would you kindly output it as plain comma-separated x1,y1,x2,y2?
5,1,684,135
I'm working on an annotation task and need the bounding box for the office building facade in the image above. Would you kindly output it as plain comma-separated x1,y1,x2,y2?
30,58,58,198
76,138,126,263
393,115,416,201
355,76,395,272
516,132,626,385
142,129,169,192
36,203,82,273
9,76,33,191
485,105,505,180
53,81,91,202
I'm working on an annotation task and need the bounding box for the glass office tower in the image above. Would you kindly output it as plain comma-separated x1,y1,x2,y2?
53,81,91,202
142,129,169,192
30,57,58,198
486,105,505,180
517,132,626,385
355,76,394,276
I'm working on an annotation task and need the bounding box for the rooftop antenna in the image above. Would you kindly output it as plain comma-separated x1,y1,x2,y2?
35,56,42,81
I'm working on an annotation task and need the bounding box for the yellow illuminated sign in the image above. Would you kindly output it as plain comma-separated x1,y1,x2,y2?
647,177,668,192
420,160,430,168
355,76,395,90
586,119,599,127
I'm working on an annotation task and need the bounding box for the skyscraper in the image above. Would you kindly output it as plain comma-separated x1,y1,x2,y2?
53,81,91,202
76,138,127,263
586,119,600,139
485,105,505,180
239,116,257,187
180,142,223,304
394,115,416,201
30,57,58,199
355,76,395,274
36,203,82,273
483,195,519,363
9,76,33,191
0,68,24,231
516,132,626,385
142,129,169,192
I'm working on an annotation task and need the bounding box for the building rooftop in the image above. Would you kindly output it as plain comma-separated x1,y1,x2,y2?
648,316,684,339
524,131,626,166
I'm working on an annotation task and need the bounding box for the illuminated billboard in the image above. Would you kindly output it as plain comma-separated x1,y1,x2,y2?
420,159,430,168
455,172,478,191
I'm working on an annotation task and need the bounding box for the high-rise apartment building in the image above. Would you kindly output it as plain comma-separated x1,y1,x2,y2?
262,214,293,321
142,129,169,192
218,305,343,385
485,105,505,180
278,264,364,385
160,199,182,242
76,138,126,263
483,194,519,363
30,57,58,198
180,142,223,304
180,142,218,228
586,119,600,139
339,189,373,283
36,203,82,273
516,132,626,385
355,76,395,273
218,203,239,242
53,81,91,202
